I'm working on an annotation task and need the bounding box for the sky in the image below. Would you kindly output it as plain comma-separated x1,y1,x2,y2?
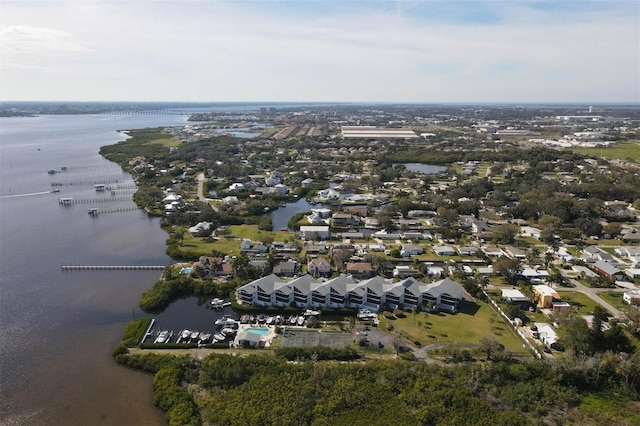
0,0,639,103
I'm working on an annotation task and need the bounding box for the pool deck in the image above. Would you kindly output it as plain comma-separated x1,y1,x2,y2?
234,324,277,347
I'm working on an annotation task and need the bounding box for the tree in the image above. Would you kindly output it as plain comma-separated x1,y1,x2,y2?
493,224,519,245
259,233,274,246
478,336,504,361
558,316,592,355
493,257,522,285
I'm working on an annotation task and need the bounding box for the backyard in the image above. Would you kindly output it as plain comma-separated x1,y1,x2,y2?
378,300,531,357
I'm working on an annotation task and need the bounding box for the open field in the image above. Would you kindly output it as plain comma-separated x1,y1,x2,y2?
570,141,640,163
379,300,531,356
556,290,601,315
142,137,182,147
179,225,295,257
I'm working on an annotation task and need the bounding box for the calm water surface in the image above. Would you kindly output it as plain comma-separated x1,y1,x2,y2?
0,114,195,425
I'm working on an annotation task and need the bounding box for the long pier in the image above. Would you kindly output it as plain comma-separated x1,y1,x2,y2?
59,196,132,204
61,264,166,270
88,206,140,215
51,179,125,187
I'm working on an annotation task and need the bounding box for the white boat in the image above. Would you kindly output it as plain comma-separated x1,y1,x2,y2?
289,315,297,325
213,332,226,341
297,316,305,326
221,327,237,336
154,330,170,343
210,298,226,309
215,315,231,326
275,315,282,324
178,329,191,342
190,330,200,340
266,316,274,325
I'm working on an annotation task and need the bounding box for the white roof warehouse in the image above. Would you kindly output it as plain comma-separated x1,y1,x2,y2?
341,126,418,139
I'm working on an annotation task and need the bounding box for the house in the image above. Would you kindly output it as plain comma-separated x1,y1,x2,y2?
317,188,340,201
228,182,245,191
592,260,625,280
457,246,478,256
520,267,550,283
307,258,331,277
520,226,542,240
433,246,456,256
239,239,268,255
188,221,213,237
504,246,526,259
273,184,288,196
534,323,558,349
624,268,640,279
502,288,530,305
532,285,560,308
222,196,239,205
345,205,368,217
331,213,359,227
615,247,640,258
306,244,329,255
393,265,419,279
572,265,598,278
273,260,298,277
301,178,314,188
299,226,330,241
623,290,640,305
482,246,504,257
622,232,640,243
265,172,282,186
401,244,424,257
346,262,374,279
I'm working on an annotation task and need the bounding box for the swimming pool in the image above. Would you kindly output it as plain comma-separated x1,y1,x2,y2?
179,267,191,274
246,327,270,335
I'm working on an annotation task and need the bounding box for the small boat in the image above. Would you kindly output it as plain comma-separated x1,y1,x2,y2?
275,315,282,324
289,315,297,325
51,189,60,193
210,298,225,309
297,316,305,326
249,315,256,323
190,330,200,340
266,316,274,325
240,315,250,324
213,332,226,341
199,333,211,343
180,329,191,341
154,330,170,343
215,315,231,326
221,327,237,336
257,314,267,323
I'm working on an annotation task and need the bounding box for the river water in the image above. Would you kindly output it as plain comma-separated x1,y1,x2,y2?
0,114,197,425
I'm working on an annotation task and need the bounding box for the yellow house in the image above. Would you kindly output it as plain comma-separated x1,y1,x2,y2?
532,285,560,308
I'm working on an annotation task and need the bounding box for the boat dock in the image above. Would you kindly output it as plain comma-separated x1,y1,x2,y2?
58,196,132,204
61,264,166,270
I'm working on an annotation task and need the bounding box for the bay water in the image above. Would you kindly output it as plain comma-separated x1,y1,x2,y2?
0,114,193,425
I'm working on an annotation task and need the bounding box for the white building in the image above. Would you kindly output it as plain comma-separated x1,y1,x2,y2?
236,274,468,313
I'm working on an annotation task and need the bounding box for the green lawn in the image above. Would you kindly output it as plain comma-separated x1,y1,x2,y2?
598,291,631,312
142,137,182,147
556,291,600,315
179,225,296,257
379,300,531,356
570,141,640,163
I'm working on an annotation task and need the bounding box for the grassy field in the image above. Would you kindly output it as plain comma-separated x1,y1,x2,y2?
379,300,530,356
555,290,600,315
598,291,632,312
142,137,182,147
179,225,296,257
570,141,640,163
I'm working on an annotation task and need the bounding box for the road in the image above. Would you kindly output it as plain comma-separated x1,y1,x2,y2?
196,172,217,210
558,272,627,317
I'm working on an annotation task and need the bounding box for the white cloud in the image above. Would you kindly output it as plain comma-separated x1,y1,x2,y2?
0,1,637,102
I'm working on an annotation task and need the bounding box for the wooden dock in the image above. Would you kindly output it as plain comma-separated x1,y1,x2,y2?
61,264,166,270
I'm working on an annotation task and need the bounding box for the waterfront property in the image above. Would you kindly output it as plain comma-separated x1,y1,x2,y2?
236,274,468,313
